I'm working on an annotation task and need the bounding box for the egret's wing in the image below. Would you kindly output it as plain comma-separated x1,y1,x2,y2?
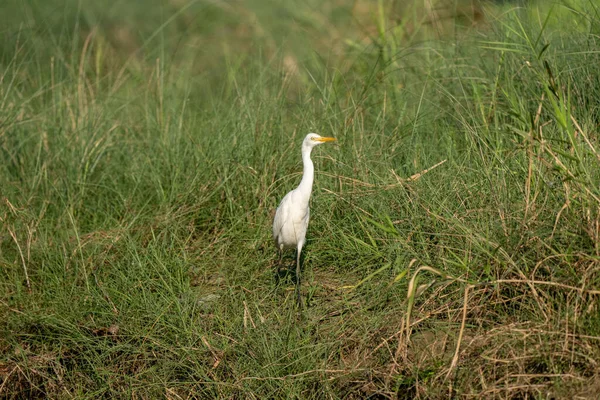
272,192,291,242
295,199,310,245
297,206,310,247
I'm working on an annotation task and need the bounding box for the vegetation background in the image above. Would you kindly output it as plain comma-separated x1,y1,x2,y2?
1,0,600,398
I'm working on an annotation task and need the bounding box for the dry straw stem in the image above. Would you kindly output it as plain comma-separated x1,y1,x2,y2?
541,136,600,204
321,158,447,195
243,300,256,330
551,181,571,240
322,159,448,224
570,114,600,163
398,258,600,389
7,227,31,292
402,159,448,183
201,336,222,369
472,320,599,396
403,263,468,346
523,92,544,228
339,262,396,290
236,368,368,383
445,284,473,382
493,279,600,296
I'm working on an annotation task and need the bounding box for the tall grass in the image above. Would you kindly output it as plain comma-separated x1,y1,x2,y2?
1,0,600,398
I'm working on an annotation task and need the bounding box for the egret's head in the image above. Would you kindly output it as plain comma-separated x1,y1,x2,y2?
303,133,337,149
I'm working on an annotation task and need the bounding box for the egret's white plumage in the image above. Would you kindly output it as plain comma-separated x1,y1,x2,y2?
273,133,336,306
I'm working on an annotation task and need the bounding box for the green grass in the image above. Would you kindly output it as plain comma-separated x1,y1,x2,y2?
2,0,600,398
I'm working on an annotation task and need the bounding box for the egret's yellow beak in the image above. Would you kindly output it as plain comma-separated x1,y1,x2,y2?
316,137,337,143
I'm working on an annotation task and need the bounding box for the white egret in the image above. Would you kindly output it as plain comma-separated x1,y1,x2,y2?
273,133,336,306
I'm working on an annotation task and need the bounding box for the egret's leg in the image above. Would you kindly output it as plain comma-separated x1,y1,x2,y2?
275,248,283,284
295,246,303,307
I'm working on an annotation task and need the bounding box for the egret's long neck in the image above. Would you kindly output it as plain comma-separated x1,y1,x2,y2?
296,145,314,203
